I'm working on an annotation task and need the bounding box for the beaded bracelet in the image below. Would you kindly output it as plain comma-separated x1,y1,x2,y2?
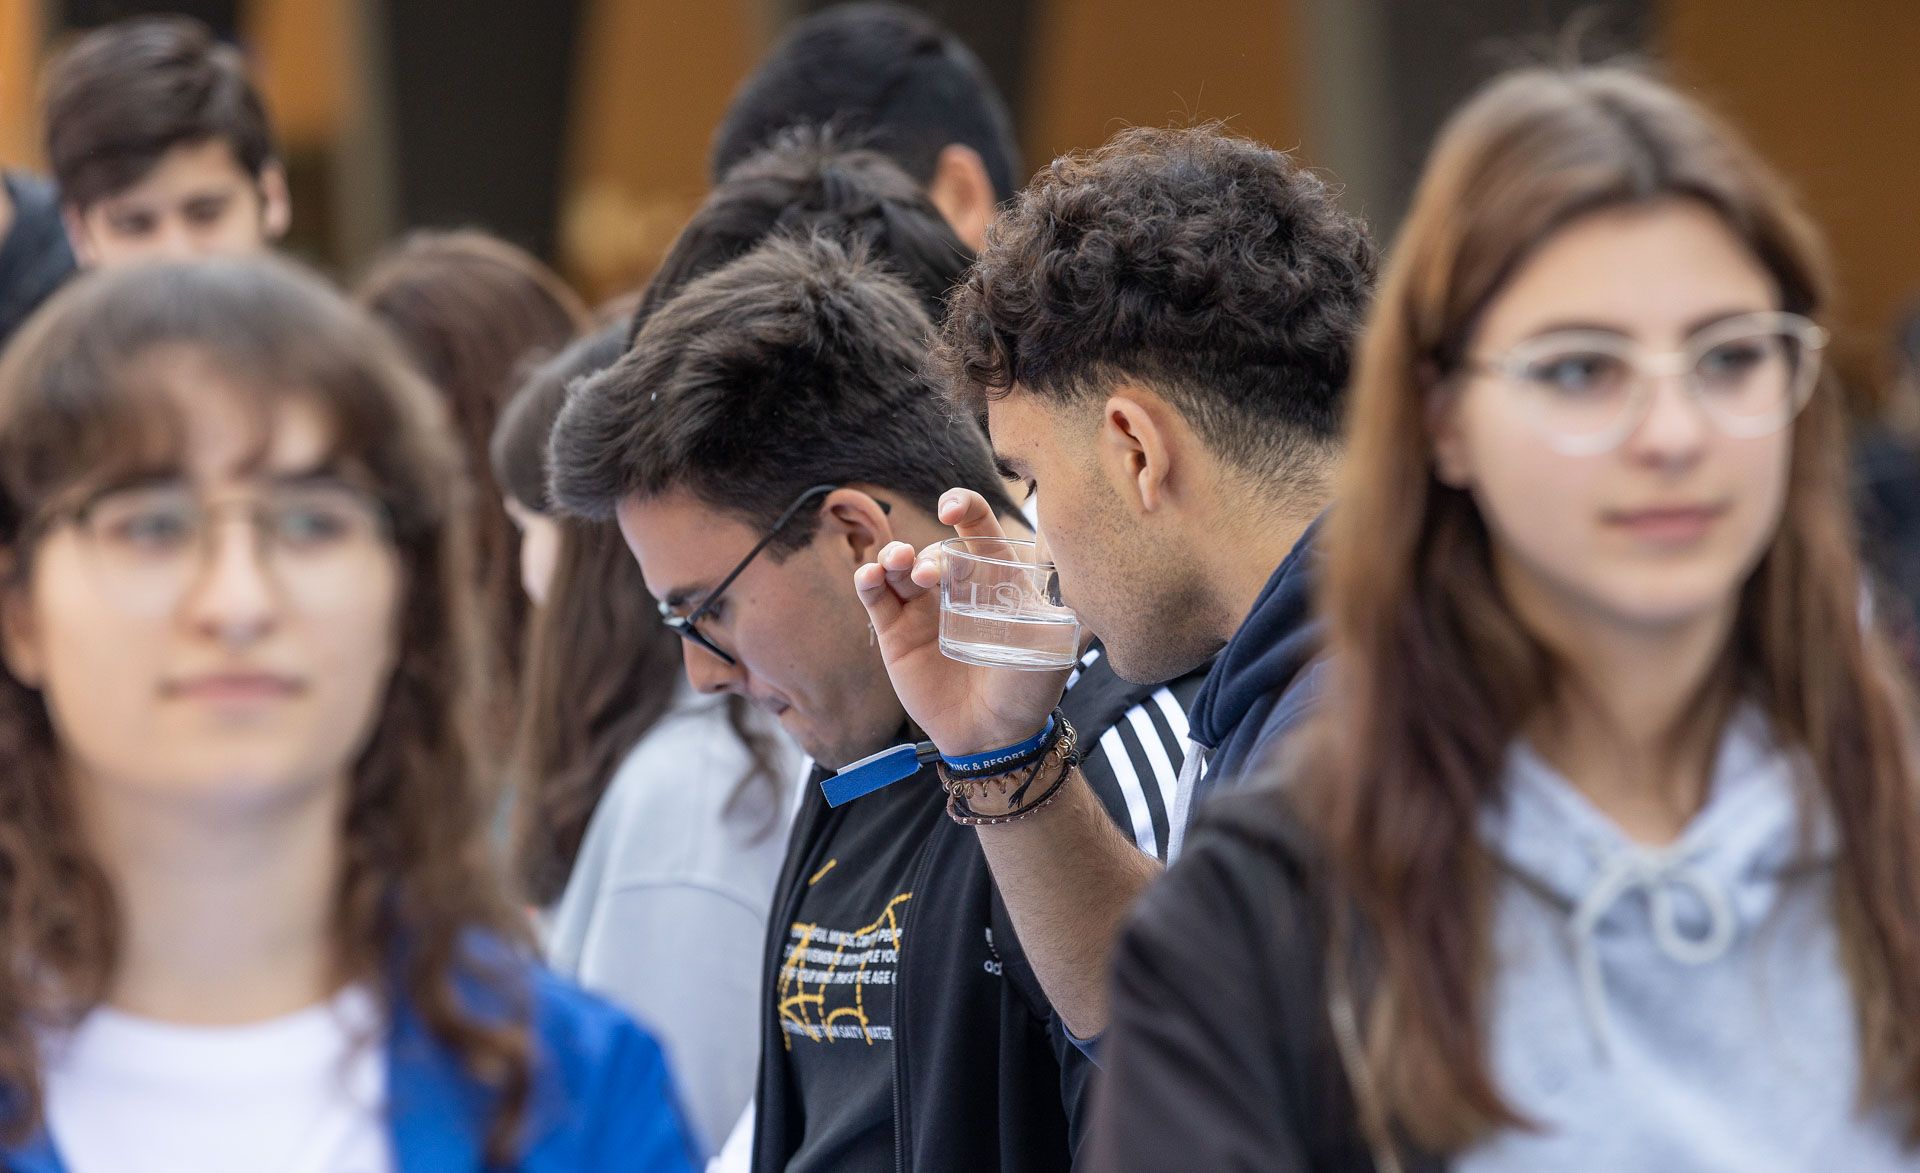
946,750,1078,826
943,716,1081,826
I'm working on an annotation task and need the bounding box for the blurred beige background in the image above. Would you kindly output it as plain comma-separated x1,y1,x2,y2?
2,0,1915,397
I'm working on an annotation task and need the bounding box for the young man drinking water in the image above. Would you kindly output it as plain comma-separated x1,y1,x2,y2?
863,123,1376,840
854,126,1375,1054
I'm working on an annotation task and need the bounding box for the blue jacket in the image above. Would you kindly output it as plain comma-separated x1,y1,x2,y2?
3,954,699,1172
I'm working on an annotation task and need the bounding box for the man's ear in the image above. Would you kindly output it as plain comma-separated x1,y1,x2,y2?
819,488,896,568
257,161,292,243
1099,388,1176,515
925,144,995,253
0,558,44,689
61,205,99,268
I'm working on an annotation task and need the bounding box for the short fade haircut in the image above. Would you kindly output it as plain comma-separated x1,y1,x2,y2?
632,126,973,343
44,15,278,211
711,2,1022,201
940,124,1376,486
549,232,1013,551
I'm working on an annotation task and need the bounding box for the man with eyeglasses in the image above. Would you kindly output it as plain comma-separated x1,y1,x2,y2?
548,232,1198,1173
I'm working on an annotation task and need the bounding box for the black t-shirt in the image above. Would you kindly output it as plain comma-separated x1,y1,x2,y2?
0,172,76,350
780,756,945,1173
753,647,1210,1173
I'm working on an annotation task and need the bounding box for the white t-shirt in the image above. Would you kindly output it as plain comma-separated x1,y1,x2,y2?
42,985,394,1173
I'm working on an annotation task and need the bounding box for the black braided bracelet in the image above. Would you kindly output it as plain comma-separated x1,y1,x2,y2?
946,751,1079,826
945,721,1082,826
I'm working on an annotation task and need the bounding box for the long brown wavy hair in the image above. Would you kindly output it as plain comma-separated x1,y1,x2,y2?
356,230,589,717
0,260,538,1163
490,327,787,905
1300,63,1920,1151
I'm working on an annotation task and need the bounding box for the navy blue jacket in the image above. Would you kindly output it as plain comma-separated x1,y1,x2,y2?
1185,515,1325,802
4,951,699,1172
0,172,75,348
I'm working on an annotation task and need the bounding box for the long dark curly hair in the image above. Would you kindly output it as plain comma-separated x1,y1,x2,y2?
0,260,537,1164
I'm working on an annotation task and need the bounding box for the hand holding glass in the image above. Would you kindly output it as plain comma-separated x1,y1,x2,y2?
938,537,1080,670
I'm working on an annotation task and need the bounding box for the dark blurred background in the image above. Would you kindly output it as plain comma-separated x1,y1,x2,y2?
3,0,1916,402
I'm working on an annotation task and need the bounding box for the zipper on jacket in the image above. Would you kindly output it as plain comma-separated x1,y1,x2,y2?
891,824,940,1173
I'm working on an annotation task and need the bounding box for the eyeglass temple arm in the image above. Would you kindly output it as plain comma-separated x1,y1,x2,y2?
687,483,875,620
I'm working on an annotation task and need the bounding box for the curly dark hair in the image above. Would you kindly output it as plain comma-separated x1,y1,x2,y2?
938,124,1376,485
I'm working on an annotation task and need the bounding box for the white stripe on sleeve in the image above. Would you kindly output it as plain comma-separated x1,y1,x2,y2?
1099,724,1159,857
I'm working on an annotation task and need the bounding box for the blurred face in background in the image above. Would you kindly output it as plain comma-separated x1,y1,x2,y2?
505,497,561,607
2,354,401,816
64,140,289,269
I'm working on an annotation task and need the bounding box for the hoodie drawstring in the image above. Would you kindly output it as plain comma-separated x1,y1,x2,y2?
1567,846,1738,1060
1166,740,1210,863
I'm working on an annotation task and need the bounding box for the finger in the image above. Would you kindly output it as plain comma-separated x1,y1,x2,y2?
853,561,905,627
938,488,1006,541
877,541,931,602
909,549,941,591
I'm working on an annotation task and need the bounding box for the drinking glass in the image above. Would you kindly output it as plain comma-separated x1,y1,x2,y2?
938,537,1080,670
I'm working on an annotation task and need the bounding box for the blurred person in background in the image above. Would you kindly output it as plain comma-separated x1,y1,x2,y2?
0,161,75,350
710,2,1020,252
356,229,589,725
633,125,973,343
1089,63,1920,1172
43,16,289,269
1856,304,1920,664
491,324,795,1159
0,259,696,1172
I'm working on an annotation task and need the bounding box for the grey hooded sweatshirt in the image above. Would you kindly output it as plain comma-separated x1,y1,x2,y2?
1460,706,1913,1171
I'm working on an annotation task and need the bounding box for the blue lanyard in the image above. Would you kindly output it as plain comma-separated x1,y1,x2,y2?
820,717,1056,807
821,741,941,806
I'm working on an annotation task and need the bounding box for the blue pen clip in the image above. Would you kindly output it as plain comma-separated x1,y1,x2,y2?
822,740,940,807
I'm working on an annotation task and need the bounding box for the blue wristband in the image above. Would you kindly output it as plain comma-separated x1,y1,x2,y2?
940,715,1056,775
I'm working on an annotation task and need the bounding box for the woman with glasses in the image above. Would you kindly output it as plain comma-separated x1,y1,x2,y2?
1087,64,1920,1171
491,326,794,1158
0,260,696,1172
